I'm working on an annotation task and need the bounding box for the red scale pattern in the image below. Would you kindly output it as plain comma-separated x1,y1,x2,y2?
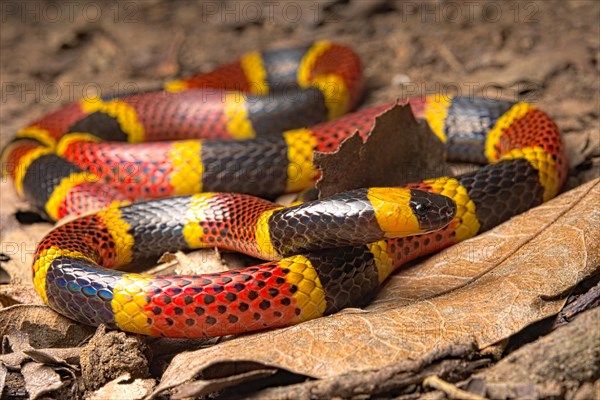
495,109,568,183
386,221,460,269
312,44,364,110
57,182,129,219
2,140,41,180
60,141,177,200
122,91,233,141
194,194,280,258
35,215,118,268
143,264,300,338
25,103,87,141
309,99,427,153
311,104,391,152
179,61,251,92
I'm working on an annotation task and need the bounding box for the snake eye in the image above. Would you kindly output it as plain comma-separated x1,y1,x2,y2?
414,203,428,217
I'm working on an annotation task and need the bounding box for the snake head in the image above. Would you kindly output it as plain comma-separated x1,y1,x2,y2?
408,190,456,232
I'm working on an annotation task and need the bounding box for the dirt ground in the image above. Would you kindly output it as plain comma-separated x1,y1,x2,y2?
0,1,599,399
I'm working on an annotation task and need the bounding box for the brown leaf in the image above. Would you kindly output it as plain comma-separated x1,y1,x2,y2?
0,305,94,348
0,284,41,307
152,249,242,276
1,330,34,369
154,179,599,395
314,102,450,198
24,348,80,369
1,329,79,367
86,373,155,400
1,347,80,370
464,307,600,399
171,368,278,399
21,362,64,400
0,363,6,396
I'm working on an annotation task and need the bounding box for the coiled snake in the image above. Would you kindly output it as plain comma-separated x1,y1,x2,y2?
2,41,567,338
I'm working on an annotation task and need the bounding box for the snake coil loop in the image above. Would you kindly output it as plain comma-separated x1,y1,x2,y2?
3,41,566,338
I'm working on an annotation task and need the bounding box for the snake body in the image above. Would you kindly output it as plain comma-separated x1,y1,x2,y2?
3,41,567,338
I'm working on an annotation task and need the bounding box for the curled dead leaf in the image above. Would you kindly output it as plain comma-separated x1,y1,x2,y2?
315,102,450,198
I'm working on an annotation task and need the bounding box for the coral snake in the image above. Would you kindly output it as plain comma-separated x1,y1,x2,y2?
2,41,567,338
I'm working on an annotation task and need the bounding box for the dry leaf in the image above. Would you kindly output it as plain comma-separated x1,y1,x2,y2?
315,102,450,198
21,362,64,400
0,330,81,369
24,348,80,369
153,249,234,276
154,179,599,396
0,363,7,396
0,284,41,306
171,368,278,399
1,348,80,370
87,373,155,400
0,305,94,348
465,307,600,399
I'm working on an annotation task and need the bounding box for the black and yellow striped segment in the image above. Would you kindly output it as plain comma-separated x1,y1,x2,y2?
264,188,456,257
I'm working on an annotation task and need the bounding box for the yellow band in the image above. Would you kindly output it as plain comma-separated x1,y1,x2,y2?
80,97,145,143
56,133,102,156
283,129,317,192
16,126,56,148
422,177,479,242
182,193,217,249
97,202,135,267
282,255,326,321
112,273,154,335
45,172,97,221
240,51,269,95
254,207,283,260
367,188,421,237
485,102,534,162
224,93,256,139
424,95,452,143
169,140,204,195
367,240,394,283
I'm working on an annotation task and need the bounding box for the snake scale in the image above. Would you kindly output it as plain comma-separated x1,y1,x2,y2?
2,41,567,338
